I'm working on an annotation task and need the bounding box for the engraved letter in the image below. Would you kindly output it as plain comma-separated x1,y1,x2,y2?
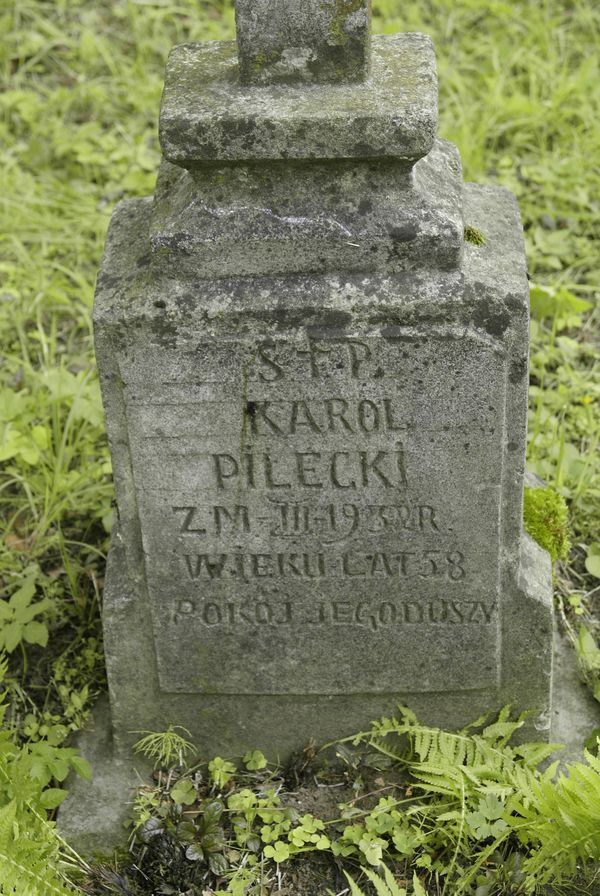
447,551,466,581
449,602,465,623
358,399,380,433
172,506,206,534
397,551,417,576
257,343,283,381
296,452,323,487
397,445,408,485
247,401,284,435
360,451,392,487
419,506,439,532
347,340,371,377
290,401,322,433
383,399,404,431
326,398,353,432
255,602,273,623
214,505,251,535
297,342,331,378
427,601,448,623
379,603,397,625
405,602,423,623
213,453,238,489
480,603,495,623
251,554,275,577
370,552,394,577
264,454,291,489
202,603,222,625
343,553,366,577
185,554,228,580
277,554,303,576
330,452,356,489
420,550,441,578
333,602,353,623
243,450,256,488
302,553,325,577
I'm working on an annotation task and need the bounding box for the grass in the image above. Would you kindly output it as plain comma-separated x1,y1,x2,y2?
0,0,599,892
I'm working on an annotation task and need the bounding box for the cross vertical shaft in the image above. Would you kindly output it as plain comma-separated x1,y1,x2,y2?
234,0,372,85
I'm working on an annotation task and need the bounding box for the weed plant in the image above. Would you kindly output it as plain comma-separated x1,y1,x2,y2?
85,707,600,895
0,0,599,893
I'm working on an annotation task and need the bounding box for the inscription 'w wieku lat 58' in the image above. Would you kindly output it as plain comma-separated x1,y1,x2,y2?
91,0,555,759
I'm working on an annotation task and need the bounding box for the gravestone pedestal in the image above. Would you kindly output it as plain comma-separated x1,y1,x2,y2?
58,0,595,854
93,171,555,755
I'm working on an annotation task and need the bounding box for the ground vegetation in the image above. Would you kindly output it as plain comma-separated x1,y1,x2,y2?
0,1,599,893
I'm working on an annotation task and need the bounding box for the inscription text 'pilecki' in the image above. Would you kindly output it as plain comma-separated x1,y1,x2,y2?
210,448,407,490
132,335,505,694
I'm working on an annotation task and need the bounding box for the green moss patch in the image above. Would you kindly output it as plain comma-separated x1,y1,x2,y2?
464,224,486,245
524,486,571,562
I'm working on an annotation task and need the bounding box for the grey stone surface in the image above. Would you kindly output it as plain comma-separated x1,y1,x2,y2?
159,34,437,164
551,630,600,762
150,140,464,277
57,697,149,856
90,1,556,779
99,524,554,757
235,0,371,85
93,180,554,754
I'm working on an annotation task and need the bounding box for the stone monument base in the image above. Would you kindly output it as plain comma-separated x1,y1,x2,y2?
58,698,150,858
100,528,554,757
59,536,599,855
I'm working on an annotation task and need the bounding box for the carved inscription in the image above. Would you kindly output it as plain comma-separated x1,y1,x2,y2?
245,398,406,434
182,550,466,581
173,501,440,538
250,339,375,382
132,333,506,694
175,599,496,628
210,448,407,490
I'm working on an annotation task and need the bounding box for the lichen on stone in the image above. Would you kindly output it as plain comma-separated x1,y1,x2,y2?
327,0,368,45
249,50,280,76
524,486,570,563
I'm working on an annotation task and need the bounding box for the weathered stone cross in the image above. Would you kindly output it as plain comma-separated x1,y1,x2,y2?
235,0,371,85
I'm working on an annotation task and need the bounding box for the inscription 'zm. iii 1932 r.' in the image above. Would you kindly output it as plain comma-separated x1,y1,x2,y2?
173,500,440,538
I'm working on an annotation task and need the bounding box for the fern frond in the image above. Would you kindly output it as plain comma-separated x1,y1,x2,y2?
343,870,366,896
480,705,527,747
0,847,77,896
336,707,552,838
0,800,78,896
344,865,408,896
513,741,561,768
334,706,590,895
513,750,600,888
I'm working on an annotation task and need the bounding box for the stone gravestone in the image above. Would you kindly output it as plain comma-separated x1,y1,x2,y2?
87,0,558,801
